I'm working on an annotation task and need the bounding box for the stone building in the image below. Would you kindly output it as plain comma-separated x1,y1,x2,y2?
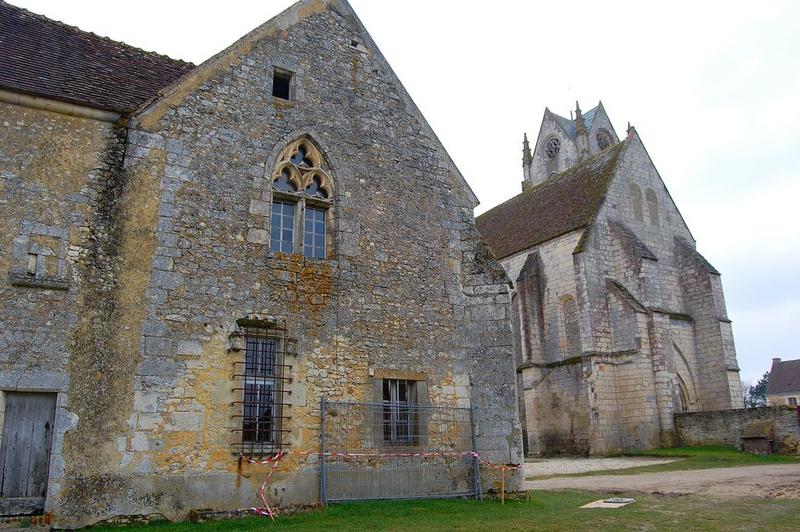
476,102,743,456
0,0,522,526
766,358,800,407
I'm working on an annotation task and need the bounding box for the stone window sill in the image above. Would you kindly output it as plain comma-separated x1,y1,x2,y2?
9,273,69,290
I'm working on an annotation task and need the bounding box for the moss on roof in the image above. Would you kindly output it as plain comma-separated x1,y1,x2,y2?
476,141,626,260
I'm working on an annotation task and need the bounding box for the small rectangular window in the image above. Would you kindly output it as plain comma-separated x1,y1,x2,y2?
304,207,326,259
789,397,798,406
240,328,285,455
382,379,419,445
270,200,295,254
272,69,292,100
26,253,37,276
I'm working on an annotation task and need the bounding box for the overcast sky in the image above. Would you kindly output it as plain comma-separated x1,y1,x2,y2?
12,0,799,383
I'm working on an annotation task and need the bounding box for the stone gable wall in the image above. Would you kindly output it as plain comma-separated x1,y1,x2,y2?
26,4,522,526
529,113,579,187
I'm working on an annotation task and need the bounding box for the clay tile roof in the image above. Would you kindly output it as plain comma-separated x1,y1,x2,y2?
476,141,626,260
766,358,800,395
0,1,194,113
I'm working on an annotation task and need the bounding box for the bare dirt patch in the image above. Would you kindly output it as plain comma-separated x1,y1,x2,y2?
525,457,680,478
526,464,800,499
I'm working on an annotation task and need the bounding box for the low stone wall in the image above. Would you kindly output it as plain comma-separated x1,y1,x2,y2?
674,406,800,454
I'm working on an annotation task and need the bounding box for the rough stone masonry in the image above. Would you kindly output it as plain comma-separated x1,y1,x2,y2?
477,102,743,457
0,0,522,527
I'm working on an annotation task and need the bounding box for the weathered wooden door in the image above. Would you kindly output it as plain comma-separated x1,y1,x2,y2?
0,392,56,516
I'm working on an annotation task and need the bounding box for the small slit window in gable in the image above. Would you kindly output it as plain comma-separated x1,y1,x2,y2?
272,69,292,100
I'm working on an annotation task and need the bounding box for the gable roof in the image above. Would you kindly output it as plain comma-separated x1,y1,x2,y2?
476,140,627,260
133,0,478,207
766,358,800,395
0,1,194,113
548,105,599,140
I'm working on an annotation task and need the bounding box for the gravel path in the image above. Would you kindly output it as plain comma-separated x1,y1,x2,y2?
525,464,800,499
525,457,679,477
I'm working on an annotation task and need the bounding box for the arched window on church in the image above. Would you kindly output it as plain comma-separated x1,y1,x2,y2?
645,188,659,227
562,297,580,357
596,128,613,150
270,138,334,258
630,183,644,222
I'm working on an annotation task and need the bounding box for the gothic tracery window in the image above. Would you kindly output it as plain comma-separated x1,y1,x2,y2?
544,137,561,159
596,129,613,150
270,138,334,258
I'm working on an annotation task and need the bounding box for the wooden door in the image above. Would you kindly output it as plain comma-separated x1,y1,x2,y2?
0,392,56,516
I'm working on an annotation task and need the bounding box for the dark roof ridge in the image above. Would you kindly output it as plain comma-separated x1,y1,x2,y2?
0,1,193,67
0,1,195,112
494,138,627,209
547,103,601,124
476,139,627,260
766,358,800,395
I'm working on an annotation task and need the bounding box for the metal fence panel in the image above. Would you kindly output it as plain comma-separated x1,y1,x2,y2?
320,399,480,502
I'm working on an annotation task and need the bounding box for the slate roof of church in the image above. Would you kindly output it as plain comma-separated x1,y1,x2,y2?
551,106,598,139
476,140,626,260
766,358,800,395
0,1,194,113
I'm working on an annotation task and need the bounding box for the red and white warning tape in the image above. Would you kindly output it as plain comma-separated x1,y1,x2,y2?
238,449,523,520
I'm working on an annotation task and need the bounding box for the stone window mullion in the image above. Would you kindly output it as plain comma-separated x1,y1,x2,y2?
295,197,306,255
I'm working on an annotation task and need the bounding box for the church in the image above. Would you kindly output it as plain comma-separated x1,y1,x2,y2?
476,102,744,456
0,0,523,526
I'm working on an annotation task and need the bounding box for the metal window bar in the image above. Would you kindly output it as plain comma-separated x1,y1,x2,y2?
232,325,291,457
320,399,480,502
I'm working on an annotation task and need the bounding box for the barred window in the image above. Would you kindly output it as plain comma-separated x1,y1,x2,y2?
382,379,419,445
236,326,288,456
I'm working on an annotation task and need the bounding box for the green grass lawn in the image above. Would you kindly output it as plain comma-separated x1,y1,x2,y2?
91,490,800,531
527,445,800,480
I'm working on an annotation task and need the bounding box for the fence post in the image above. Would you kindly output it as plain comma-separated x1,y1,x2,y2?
320,396,327,505
469,404,482,500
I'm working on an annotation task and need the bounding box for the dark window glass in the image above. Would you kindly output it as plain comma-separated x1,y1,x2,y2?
290,145,314,167
272,70,291,100
270,200,295,254
273,168,297,192
303,207,326,259
305,175,328,199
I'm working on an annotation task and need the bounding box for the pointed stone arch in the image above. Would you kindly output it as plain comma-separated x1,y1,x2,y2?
672,341,698,411
630,183,644,222
270,135,335,200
